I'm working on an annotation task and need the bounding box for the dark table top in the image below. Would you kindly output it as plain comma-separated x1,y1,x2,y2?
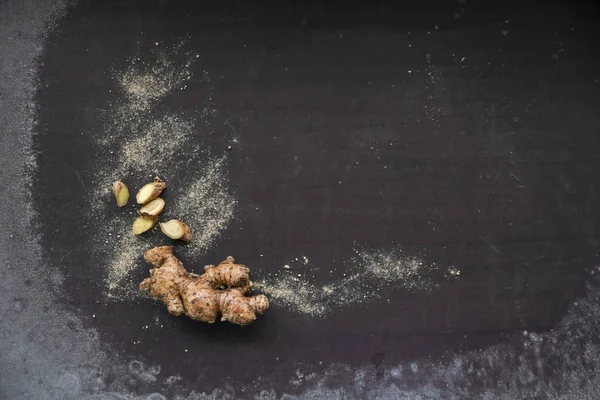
3,0,600,398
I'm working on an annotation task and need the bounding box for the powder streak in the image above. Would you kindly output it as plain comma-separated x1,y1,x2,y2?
171,156,237,259
261,246,456,317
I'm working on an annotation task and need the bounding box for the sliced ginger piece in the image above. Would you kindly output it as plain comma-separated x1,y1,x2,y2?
113,181,130,207
160,219,192,242
136,177,166,204
132,215,158,235
138,198,165,217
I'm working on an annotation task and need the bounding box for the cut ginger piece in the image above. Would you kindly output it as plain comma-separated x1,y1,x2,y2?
137,198,165,217
113,181,129,207
136,177,166,204
160,219,192,242
132,215,158,235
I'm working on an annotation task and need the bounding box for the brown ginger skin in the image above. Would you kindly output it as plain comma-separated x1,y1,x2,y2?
140,246,269,326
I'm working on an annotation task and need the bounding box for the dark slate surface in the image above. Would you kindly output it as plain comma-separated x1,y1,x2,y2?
31,0,600,394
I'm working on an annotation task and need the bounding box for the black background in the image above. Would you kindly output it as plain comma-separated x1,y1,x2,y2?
33,0,600,394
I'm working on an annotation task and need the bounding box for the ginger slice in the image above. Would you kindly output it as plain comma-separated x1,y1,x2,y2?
137,198,165,217
136,177,166,204
132,215,158,234
159,219,192,242
113,181,130,207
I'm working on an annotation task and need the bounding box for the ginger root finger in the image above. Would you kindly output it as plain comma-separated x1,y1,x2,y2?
144,245,175,267
200,256,251,291
140,246,268,326
216,289,269,325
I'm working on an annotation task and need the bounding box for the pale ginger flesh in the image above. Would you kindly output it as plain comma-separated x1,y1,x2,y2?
160,219,192,241
113,180,130,207
136,176,166,204
140,246,269,326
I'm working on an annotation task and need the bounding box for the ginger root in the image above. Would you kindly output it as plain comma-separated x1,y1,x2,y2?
140,246,269,326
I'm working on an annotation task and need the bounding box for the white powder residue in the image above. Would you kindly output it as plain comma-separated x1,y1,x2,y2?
121,114,194,171
356,247,436,291
98,44,202,149
261,246,453,317
104,231,149,300
171,156,237,260
117,44,194,113
258,275,328,317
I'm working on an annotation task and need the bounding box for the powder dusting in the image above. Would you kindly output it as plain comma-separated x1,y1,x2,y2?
121,115,194,171
104,231,149,299
261,246,457,317
114,42,197,117
171,156,237,260
259,275,328,317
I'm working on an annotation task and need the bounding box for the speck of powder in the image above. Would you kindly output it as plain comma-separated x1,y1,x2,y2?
98,46,204,149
